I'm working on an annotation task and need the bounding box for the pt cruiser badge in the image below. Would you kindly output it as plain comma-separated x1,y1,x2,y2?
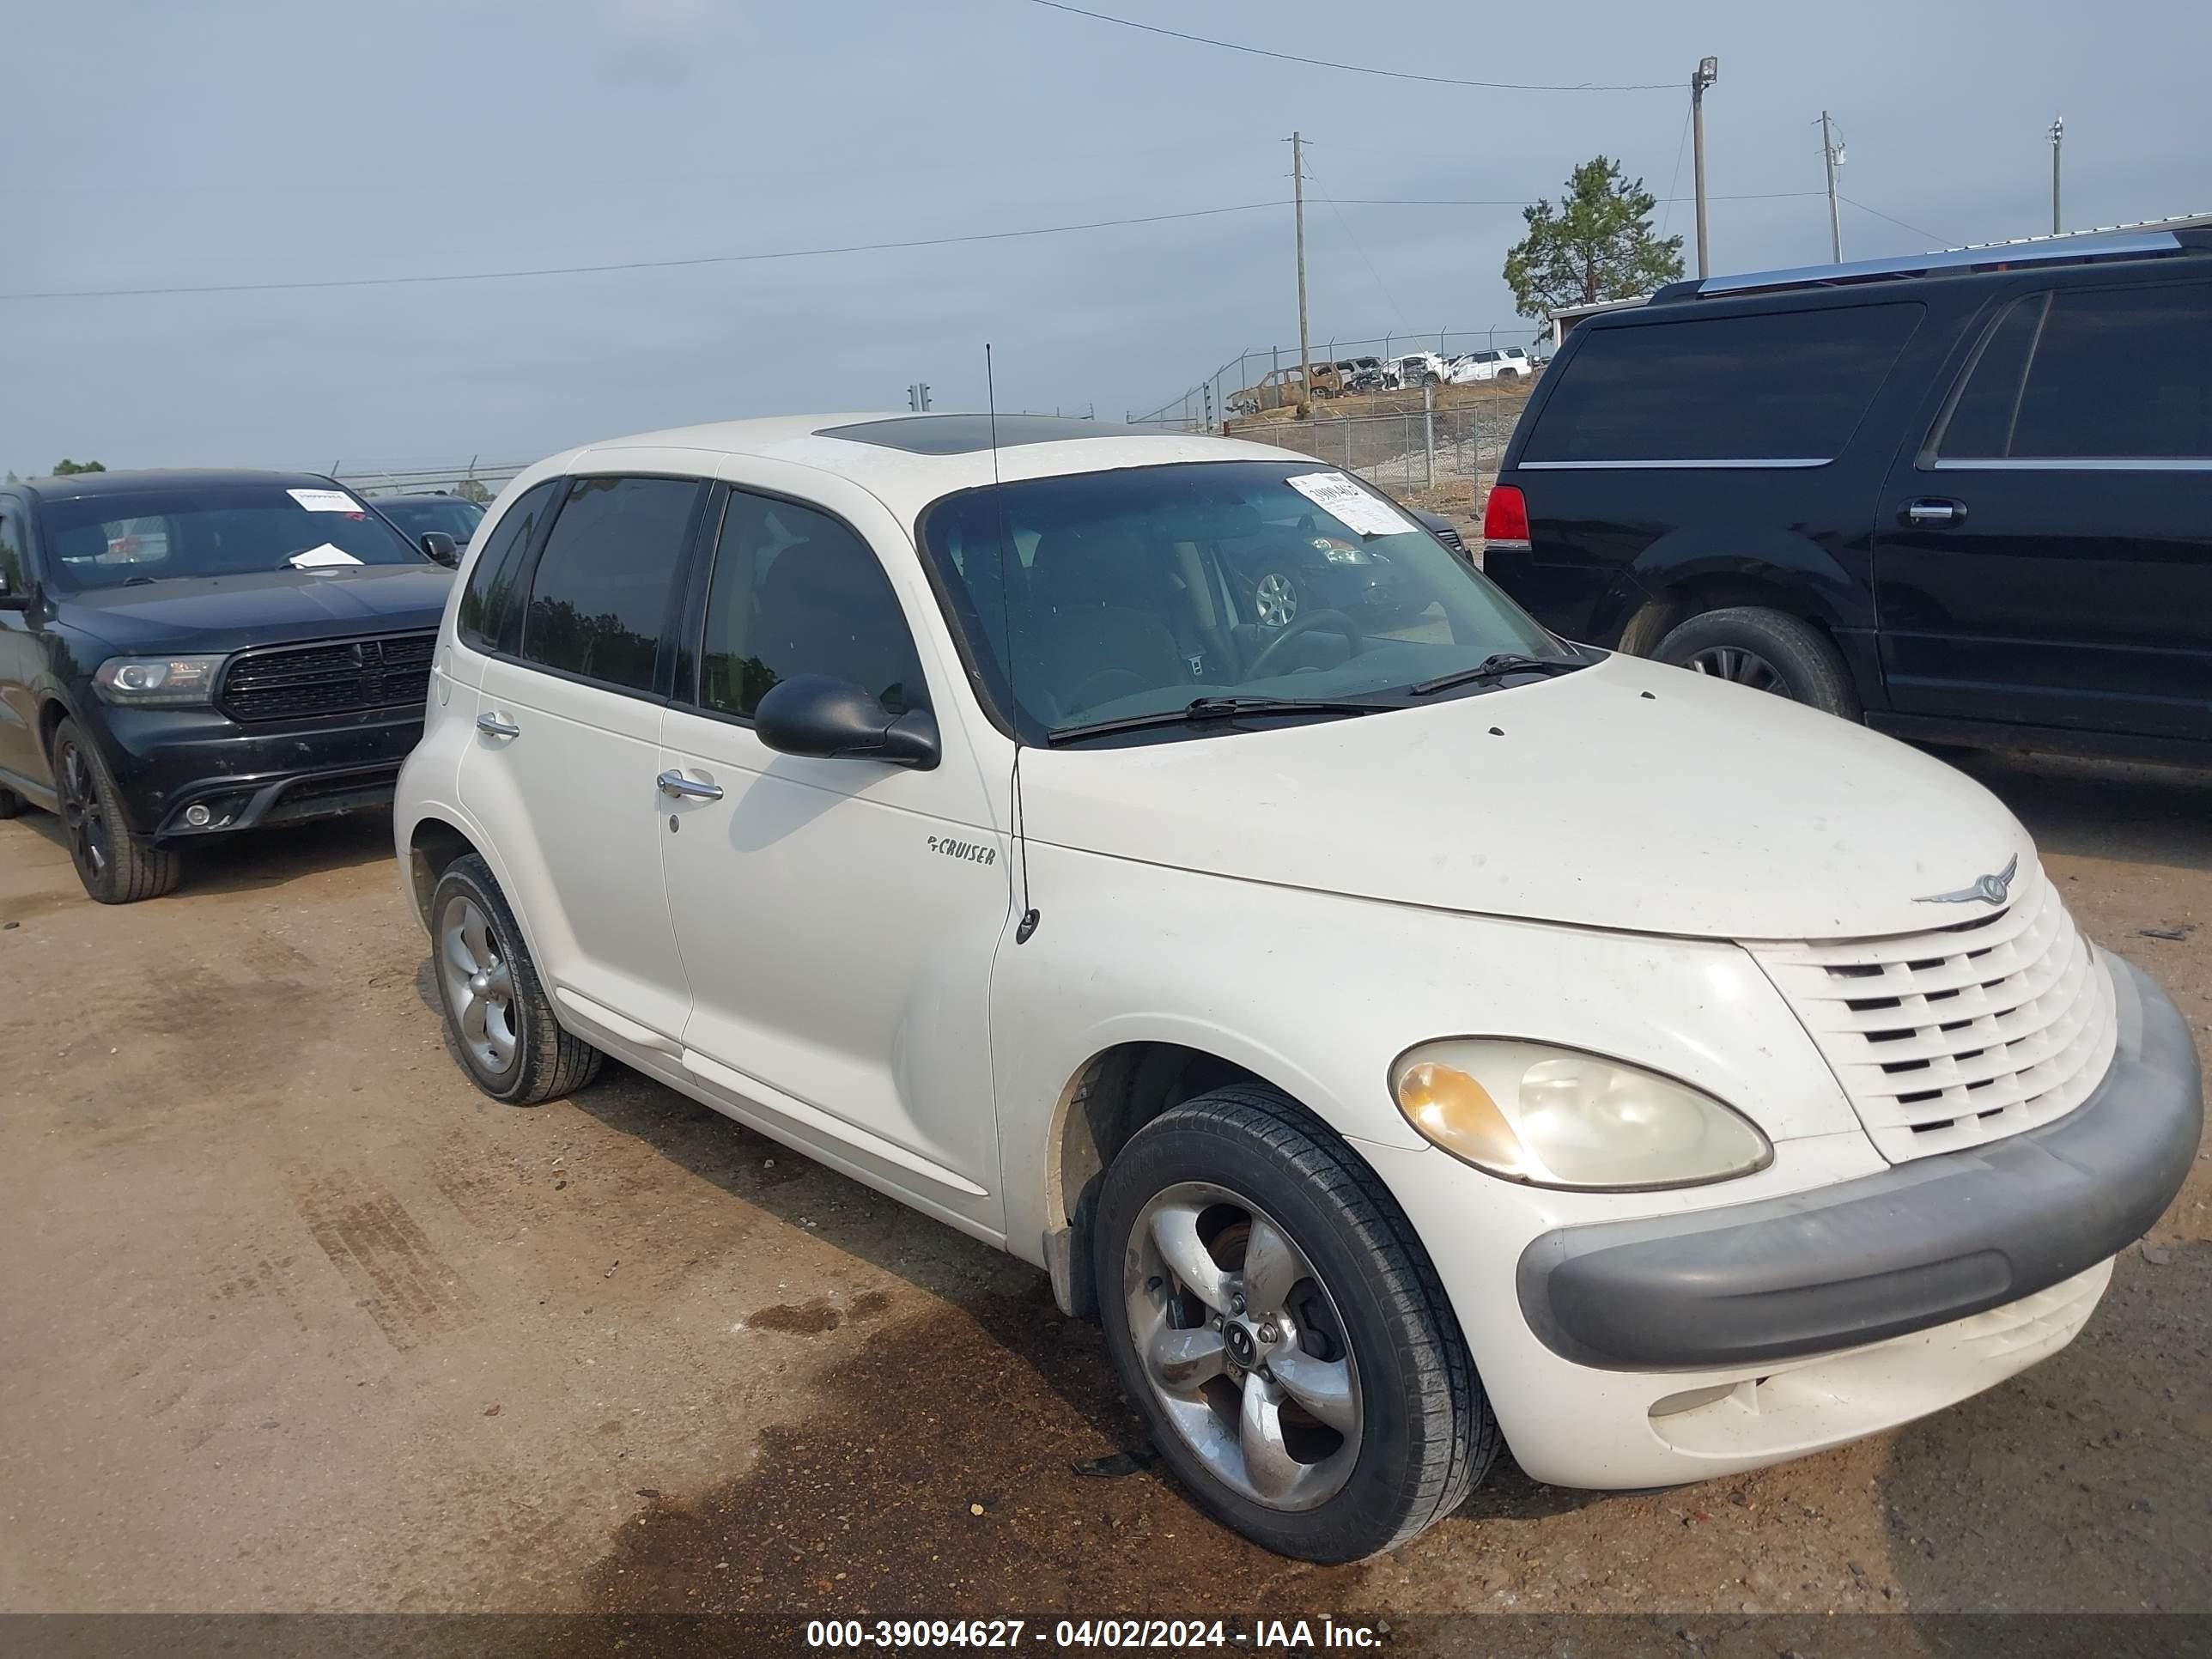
1916,854,2019,907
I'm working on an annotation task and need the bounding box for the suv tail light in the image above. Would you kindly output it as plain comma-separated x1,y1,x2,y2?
1482,483,1531,549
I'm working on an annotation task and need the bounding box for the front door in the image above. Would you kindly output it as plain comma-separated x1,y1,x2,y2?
0,501,44,791
1873,277,2212,742
657,477,1012,1235
459,472,708,1045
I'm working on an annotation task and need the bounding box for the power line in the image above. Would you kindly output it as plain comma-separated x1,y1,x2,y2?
1,192,1830,302
1022,0,1676,91
0,201,1293,301
1838,194,1945,245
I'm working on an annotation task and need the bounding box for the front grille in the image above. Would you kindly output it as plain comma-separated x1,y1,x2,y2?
1747,859,2117,1163
218,632,435,724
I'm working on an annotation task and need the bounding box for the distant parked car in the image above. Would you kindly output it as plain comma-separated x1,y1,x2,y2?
1412,507,1472,562
0,469,456,902
1446,348,1533,386
375,493,486,550
1484,227,2212,761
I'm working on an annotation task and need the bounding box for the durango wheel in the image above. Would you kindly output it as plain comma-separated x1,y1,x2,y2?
50,717,181,903
429,854,603,1104
1096,1084,1497,1561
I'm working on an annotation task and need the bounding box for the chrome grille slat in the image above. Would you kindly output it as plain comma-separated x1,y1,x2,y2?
1747,859,2117,1163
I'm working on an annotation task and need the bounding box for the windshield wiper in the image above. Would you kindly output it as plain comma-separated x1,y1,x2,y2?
1046,695,1389,745
1408,652,1582,696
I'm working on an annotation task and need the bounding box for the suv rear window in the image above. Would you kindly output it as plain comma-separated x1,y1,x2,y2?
1523,303,1921,465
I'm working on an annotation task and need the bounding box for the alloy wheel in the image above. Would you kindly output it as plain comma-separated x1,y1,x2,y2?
57,740,108,883
1686,644,1790,696
1253,572,1300,629
1124,1182,1362,1511
440,894,519,1074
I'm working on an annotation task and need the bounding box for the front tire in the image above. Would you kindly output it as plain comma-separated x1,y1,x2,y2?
51,718,182,903
1654,605,1862,720
1094,1085,1497,1562
430,854,603,1104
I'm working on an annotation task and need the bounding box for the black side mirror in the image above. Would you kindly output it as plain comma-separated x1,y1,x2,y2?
755,674,939,769
421,532,459,567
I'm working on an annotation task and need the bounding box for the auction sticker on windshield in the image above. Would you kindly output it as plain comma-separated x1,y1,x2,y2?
288,543,363,568
287,488,366,513
1284,471,1413,538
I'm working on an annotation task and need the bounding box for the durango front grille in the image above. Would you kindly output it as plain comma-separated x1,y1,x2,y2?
1746,859,2117,1163
217,632,436,724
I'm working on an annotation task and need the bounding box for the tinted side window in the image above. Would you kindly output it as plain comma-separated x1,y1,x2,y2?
695,490,923,720
2009,283,2212,459
457,480,560,653
520,477,702,694
1523,303,1922,463
1932,295,2045,459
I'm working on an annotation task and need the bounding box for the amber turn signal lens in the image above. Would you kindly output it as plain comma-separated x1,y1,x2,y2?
1393,1060,1534,1179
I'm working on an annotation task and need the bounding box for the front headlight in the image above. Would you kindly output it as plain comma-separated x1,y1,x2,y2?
93,654,227,707
1389,1040,1771,1190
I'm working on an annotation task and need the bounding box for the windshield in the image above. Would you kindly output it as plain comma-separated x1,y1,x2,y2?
374,496,485,541
916,459,1577,744
40,483,426,590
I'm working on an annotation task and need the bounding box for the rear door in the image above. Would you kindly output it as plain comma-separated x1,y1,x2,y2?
459,471,709,1045
1872,276,2212,740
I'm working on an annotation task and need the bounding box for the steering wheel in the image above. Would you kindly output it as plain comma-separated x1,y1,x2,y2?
1066,667,1156,714
1245,608,1364,681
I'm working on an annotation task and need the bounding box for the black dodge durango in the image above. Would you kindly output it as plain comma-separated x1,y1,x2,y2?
0,470,455,902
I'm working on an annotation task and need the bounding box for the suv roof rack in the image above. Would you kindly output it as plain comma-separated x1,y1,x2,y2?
1650,213,2212,305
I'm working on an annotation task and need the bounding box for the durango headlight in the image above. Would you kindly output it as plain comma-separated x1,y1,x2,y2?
93,654,227,707
1390,1040,1771,1190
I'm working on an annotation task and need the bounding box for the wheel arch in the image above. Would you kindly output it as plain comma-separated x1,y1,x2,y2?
1038,1037,1389,1322
1607,535,1871,659
406,813,483,931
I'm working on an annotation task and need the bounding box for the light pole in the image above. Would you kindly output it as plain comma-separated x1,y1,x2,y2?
1691,56,1719,278
2050,116,2063,235
1290,131,1312,418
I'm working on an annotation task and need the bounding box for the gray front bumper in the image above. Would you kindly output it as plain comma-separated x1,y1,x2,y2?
1516,954,2203,1373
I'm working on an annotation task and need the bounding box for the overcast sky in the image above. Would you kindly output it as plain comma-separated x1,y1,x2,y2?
5,0,2206,477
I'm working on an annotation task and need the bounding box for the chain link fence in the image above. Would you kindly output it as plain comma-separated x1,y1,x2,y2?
330,459,528,501
1227,396,1521,518
1127,323,1547,432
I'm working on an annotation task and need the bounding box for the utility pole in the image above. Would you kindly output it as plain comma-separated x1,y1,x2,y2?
1820,111,1844,263
2050,115,2063,234
1691,57,1719,278
1290,131,1312,418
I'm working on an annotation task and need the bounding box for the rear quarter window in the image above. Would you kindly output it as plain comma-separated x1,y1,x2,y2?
1524,302,1923,464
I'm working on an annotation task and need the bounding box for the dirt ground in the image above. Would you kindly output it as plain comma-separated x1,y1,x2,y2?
1,750,2206,1653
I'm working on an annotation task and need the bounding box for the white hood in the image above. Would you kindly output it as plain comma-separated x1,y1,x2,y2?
1020,653,2032,942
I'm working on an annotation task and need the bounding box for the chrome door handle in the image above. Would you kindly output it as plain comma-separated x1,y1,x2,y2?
1904,498,1963,527
475,713,520,738
657,769,723,801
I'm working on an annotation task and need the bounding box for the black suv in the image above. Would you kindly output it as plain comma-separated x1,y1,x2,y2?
1484,223,2212,761
0,470,456,902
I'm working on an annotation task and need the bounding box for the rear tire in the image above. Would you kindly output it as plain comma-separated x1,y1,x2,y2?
51,718,183,903
1654,605,1861,720
1094,1084,1498,1562
430,854,603,1104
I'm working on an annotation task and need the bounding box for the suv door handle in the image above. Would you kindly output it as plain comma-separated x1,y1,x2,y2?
475,712,520,738
1903,498,1965,527
656,769,723,802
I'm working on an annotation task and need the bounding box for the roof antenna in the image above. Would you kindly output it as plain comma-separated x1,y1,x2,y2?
988,343,1042,945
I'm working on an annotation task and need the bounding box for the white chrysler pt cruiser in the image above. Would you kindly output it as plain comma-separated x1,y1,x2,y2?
395,415,2199,1562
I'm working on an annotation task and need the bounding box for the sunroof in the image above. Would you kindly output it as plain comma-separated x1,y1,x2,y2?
817,414,1147,455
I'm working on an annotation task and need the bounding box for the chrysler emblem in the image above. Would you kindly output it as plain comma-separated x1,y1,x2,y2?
1915,854,2019,908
